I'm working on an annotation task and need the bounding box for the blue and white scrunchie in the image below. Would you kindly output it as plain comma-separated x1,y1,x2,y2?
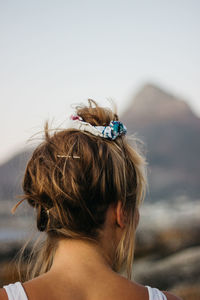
69,115,127,140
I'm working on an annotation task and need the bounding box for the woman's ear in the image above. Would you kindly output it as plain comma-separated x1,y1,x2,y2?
115,201,126,228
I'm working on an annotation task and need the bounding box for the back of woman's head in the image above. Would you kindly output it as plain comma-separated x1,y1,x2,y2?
18,99,148,280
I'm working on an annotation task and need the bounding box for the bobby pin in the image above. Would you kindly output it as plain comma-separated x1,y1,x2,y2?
57,155,80,158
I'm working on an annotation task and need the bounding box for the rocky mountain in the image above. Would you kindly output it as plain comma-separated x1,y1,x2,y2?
123,83,198,125
121,83,200,201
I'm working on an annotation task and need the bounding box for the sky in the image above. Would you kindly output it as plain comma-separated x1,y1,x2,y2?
0,0,200,164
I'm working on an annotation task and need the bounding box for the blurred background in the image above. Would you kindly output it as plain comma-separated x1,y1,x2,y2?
0,1,200,299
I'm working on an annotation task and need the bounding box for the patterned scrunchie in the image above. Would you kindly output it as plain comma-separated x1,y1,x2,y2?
69,115,127,140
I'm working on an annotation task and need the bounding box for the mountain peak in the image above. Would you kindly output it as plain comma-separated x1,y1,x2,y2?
122,83,196,125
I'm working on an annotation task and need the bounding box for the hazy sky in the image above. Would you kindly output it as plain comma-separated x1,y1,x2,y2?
0,0,200,164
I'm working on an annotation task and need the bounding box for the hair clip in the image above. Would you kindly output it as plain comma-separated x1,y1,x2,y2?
57,155,80,159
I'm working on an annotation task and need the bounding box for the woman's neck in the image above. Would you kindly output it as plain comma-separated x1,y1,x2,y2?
49,238,115,277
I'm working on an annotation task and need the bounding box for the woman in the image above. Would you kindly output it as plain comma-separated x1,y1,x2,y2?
0,100,181,300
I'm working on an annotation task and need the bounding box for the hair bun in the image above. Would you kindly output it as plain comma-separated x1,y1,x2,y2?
76,99,118,126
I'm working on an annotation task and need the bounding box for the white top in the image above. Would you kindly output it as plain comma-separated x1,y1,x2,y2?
146,286,167,300
3,282,28,300
3,282,167,300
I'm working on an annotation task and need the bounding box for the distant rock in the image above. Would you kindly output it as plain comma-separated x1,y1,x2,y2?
170,282,200,300
135,222,200,258
133,246,200,290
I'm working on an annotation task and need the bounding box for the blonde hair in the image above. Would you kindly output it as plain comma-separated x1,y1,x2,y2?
16,99,148,280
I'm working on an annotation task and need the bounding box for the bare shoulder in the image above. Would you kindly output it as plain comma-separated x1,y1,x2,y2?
0,288,8,300
162,290,183,300
114,274,183,300
111,274,149,300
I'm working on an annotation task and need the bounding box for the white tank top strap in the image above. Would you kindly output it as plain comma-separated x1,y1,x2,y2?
3,282,28,300
145,285,168,300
